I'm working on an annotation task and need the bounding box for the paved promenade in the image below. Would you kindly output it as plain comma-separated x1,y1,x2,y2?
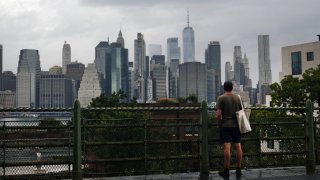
87,166,320,180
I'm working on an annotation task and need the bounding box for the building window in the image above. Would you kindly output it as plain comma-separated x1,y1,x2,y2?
267,140,274,149
307,52,314,61
291,51,302,75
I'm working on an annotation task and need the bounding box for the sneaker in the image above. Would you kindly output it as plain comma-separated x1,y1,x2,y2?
218,169,230,177
236,167,242,176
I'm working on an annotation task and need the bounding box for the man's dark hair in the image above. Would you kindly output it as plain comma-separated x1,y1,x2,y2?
223,81,233,91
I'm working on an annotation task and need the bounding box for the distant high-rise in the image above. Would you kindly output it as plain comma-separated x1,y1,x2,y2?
225,62,233,82
128,62,134,100
167,38,181,64
110,42,129,100
258,35,272,85
241,53,252,87
205,41,221,103
179,62,206,102
2,71,16,92
39,71,73,108
62,41,71,74
182,12,195,63
66,61,85,97
16,49,41,108
168,59,179,98
150,59,167,100
94,41,111,94
0,44,2,91
233,46,242,85
148,44,162,58
116,30,125,48
133,33,147,103
78,63,102,107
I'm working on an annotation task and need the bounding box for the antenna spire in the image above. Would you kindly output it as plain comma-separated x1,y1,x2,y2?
187,10,190,27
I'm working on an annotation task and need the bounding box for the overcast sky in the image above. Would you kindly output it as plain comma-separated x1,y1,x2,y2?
1,0,319,85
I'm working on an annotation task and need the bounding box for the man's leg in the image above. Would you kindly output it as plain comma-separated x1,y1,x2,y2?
235,142,243,176
234,143,242,168
223,142,231,168
219,142,231,177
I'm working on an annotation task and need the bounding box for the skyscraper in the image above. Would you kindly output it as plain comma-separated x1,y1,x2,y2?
150,58,167,100
205,41,221,103
0,44,2,91
167,38,181,64
94,41,111,94
66,61,85,98
62,41,71,74
110,42,129,100
1,71,16,92
167,38,180,99
39,71,73,108
182,12,195,63
78,63,102,107
16,49,41,108
133,33,147,103
225,62,233,82
116,30,125,48
258,35,272,85
148,44,162,58
179,62,206,102
233,46,242,85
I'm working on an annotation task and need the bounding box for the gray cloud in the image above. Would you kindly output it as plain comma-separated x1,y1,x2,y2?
1,0,320,86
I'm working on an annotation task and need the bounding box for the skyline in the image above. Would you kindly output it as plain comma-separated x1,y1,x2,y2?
1,0,320,86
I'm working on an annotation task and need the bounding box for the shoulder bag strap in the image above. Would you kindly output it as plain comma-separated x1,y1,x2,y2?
238,94,244,109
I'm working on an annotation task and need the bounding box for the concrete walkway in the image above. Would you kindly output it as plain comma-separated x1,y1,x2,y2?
86,166,320,180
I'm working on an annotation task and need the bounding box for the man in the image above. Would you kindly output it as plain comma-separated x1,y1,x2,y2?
216,81,243,177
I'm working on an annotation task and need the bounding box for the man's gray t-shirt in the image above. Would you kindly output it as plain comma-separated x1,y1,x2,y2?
216,93,242,127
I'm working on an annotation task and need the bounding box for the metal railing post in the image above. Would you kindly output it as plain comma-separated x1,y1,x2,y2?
306,99,315,174
73,100,82,179
200,101,209,177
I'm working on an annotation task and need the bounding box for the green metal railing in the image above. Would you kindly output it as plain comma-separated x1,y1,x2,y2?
0,99,319,179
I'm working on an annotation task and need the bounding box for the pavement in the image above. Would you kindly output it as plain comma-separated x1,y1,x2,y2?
86,166,320,180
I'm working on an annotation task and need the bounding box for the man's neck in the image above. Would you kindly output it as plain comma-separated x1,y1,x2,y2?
225,91,232,95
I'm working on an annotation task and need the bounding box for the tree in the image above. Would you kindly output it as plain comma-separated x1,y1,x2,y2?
270,65,320,107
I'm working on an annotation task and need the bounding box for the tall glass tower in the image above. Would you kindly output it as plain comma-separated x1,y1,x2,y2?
16,49,41,108
205,41,221,103
62,41,71,74
182,12,195,63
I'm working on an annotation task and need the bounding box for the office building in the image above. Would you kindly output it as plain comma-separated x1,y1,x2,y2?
258,35,272,84
66,61,85,97
110,42,129,101
205,41,221,103
62,41,71,74
128,62,133,100
16,49,41,108
150,59,167,100
233,46,242,85
168,59,179,98
78,63,102,107
133,33,148,103
225,62,234,82
94,41,111,93
280,35,320,80
149,44,162,58
179,62,206,102
39,71,73,108
167,38,181,64
116,30,125,48
0,90,15,108
1,71,16,92
182,12,195,63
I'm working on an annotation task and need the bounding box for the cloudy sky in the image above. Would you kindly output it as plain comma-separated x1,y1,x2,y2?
1,0,319,85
